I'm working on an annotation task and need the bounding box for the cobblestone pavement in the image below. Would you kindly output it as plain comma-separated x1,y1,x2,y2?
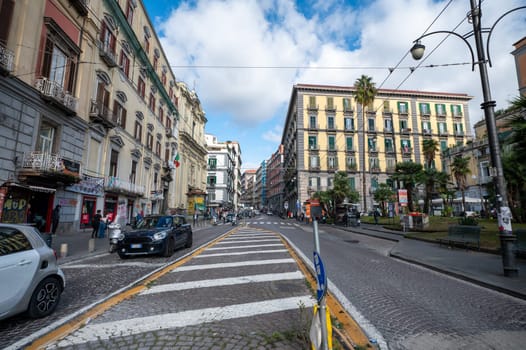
37,227,317,349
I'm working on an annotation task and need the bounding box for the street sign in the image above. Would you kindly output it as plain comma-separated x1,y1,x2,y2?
313,251,327,303
284,201,288,210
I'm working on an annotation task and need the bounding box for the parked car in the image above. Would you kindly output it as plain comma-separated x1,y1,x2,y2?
116,215,192,259
0,223,65,321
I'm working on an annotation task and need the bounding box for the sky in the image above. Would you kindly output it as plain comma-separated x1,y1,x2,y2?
142,0,526,171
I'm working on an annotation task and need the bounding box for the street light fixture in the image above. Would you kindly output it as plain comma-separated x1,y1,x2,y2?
410,1,525,277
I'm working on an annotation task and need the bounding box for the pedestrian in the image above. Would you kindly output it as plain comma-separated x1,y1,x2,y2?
91,210,102,238
51,205,61,234
193,213,197,226
373,208,380,225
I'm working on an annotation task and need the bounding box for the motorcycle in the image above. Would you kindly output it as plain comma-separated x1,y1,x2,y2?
107,222,122,253
231,217,237,226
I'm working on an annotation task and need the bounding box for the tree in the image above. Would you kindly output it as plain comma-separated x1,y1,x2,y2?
354,75,377,212
312,171,358,218
419,168,450,215
373,183,395,215
390,161,423,212
450,156,471,214
422,139,439,169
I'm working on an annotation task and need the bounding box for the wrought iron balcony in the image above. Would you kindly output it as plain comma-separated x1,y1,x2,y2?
34,78,78,113
89,99,118,128
97,40,118,67
0,43,14,74
105,176,145,196
18,152,81,185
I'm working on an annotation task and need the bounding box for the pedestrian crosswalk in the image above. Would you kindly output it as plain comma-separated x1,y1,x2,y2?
47,227,315,349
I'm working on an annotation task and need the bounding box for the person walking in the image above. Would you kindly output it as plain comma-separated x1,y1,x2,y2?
51,205,61,234
373,208,380,225
91,210,102,238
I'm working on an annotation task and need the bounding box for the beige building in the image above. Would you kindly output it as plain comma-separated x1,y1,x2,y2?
282,83,473,214
0,0,206,232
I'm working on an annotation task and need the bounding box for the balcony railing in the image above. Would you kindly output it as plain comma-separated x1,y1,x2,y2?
89,99,118,128
0,43,14,73
22,152,65,172
105,176,145,196
34,78,78,112
97,40,118,67
19,152,81,184
401,128,411,134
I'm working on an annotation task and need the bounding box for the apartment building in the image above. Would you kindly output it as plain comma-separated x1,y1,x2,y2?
205,134,242,214
255,161,267,210
266,145,284,214
240,169,256,209
0,0,206,232
281,83,472,215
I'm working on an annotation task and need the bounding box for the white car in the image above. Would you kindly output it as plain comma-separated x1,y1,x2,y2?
0,223,65,320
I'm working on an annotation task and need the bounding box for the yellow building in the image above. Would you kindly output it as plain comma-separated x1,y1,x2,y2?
282,84,473,213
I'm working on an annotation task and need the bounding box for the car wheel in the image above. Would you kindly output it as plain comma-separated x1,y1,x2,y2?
185,233,193,248
163,237,175,257
27,277,63,318
118,251,129,259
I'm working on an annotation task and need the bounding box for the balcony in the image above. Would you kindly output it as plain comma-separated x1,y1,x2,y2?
439,130,448,136
454,130,464,136
346,164,357,172
386,167,396,174
343,106,354,114
308,145,319,151
89,99,118,128
68,0,89,16
18,152,81,186
423,129,432,136
382,108,393,116
307,104,319,111
385,148,395,155
370,167,381,173
105,176,145,196
383,127,394,134
97,40,118,67
325,104,336,112
0,43,14,75
402,148,413,157
401,128,411,134
34,78,78,113
452,113,463,119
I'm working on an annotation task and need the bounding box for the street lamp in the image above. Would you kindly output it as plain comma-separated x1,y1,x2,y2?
410,1,525,277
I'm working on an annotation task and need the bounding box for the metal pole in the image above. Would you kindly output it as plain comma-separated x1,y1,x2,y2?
469,0,518,277
313,219,329,350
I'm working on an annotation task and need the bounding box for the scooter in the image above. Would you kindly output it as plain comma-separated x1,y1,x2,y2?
107,222,122,253
231,217,237,226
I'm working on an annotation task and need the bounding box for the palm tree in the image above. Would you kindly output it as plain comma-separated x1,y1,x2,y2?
422,139,439,169
354,75,377,212
420,139,440,214
450,156,471,214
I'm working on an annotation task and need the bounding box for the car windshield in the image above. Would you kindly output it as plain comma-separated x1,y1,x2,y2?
136,216,173,229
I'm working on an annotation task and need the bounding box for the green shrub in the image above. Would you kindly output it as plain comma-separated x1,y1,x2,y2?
459,216,478,226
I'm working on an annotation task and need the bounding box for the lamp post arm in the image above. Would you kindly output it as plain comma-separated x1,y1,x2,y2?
413,30,476,71
486,6,526,67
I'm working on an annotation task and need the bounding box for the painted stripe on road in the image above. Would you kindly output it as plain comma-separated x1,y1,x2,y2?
208,243,283,250
61,262,166,269
53,296,315,347
172,258,295,271
216,239,280,244
223,235,277,240
196,249,288,258
141,271,304,295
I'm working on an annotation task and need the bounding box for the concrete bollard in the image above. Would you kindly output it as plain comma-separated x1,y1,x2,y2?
88,238,95,253
60,243,68,258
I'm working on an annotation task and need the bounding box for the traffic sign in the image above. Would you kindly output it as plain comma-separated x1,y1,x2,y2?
313,251,327,303
284,201,288,210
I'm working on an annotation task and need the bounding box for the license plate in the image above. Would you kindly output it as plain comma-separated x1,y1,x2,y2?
130,244,142,249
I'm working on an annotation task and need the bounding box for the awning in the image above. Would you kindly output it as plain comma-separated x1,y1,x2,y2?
2,182,56,193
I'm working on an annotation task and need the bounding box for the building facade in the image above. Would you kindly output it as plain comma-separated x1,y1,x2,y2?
240,169,256,209
281,83,473,215
266,145,284,215
0,0,206,233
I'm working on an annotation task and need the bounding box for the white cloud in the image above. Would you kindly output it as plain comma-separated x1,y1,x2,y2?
155,0,525,166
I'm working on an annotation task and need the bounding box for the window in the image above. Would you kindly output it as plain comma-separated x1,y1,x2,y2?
346,136,353,151
161,71,166,86
385,138,394,152
401,139,411,153
130,160,137,183
328,155,338,169
346,156,356,168
208,158,217,170
309,155,320,169
137,77,145,99
41,18,80,93
440,140,447,151
368,118,375,132
109,150,118,177
119,50,130,77
328,135,336,151
399,120,409,131
328,177,334,188
153,56,158,72
154,172,158,189
419,103,430,115
308,135,317,150
156,141,161,157
436,104,446,116
309,115,317,129
368,137,377,151
387,158,396,171
309,96,316,109
113,100,127,128
451,104,462,117
134,121,142,142
148,93,156,112
164,148,170,163
348,177,356,191
398,101,408,114
438,122,447,134
0,228,32,256
143,35,150,54
126,0,135,25
454,123,464,135
344,117,354,131
166,117,171,130
326,97,334,110
207,175,216,186
384,119,393,132
147,132,153,150
158,106,164,124
308,176,320,189
37,122,56,154
343,98,352,112
100,21,116,57
383,100,391,112
422,121,431,133
327,115,335,129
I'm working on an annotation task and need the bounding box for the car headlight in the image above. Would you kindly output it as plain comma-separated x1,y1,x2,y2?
153,230,168,241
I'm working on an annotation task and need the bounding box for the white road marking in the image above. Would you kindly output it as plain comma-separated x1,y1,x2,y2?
208,244,284,250
196,249,288,258
172,258,295,271
216,239,280,244
141,271,304,295
61,262,166,269
52,296,315,347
